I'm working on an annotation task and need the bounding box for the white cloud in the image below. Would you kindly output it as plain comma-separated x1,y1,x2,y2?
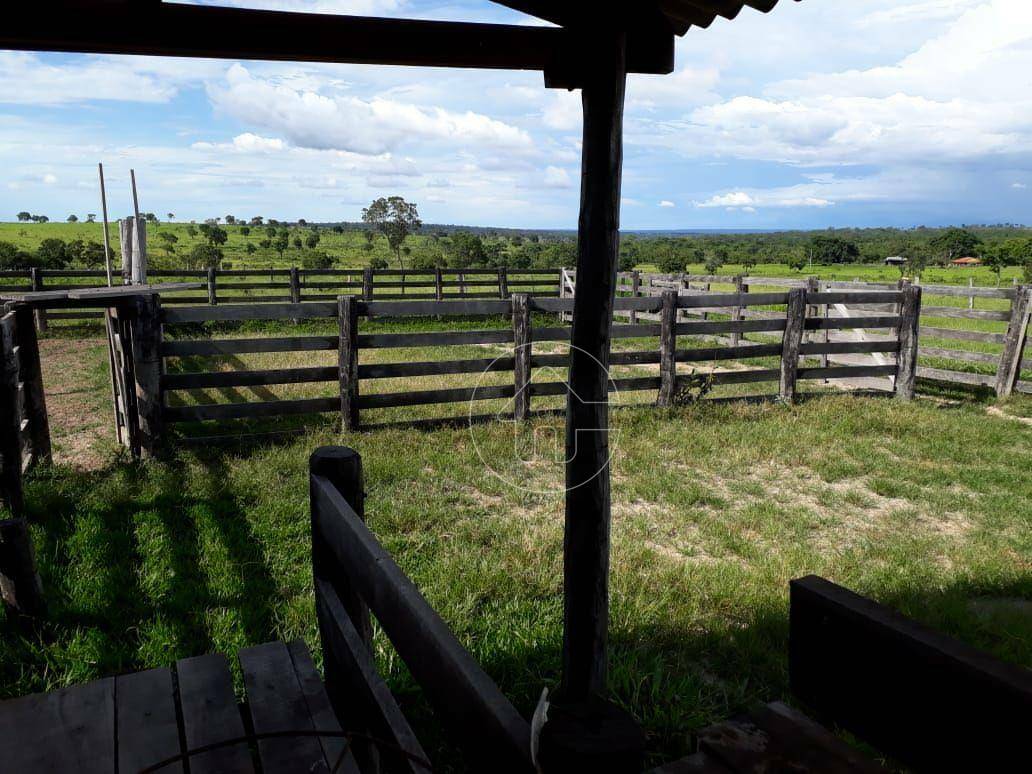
542,91,581,131
658,200,676,208
696,189,832,209
1013,182,1028,189
209,64,532,156
696,192,755,208
543,166,572,188
42,174,58,185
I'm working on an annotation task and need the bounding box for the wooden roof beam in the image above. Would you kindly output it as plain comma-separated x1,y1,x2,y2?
2,2,672,79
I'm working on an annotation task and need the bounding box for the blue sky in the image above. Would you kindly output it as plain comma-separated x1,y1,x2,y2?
1,0,1030,229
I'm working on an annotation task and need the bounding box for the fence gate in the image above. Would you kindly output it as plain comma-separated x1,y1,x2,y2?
106,306,140,456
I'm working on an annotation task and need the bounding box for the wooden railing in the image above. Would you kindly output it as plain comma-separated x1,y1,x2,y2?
153,288,920,442
310,446,533,772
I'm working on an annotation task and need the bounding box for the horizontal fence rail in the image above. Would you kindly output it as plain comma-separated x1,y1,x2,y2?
154,287,925,437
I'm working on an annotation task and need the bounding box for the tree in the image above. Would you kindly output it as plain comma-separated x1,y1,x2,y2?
305,231,320,249
79,241,106,268
368,256,389,270
189,243,223,270
205,225,228,247
144,212,158,223
929,227,981,264
301,250,333,269
808,235,860,264
787,252,807,272
250,216,264,226
239,225,251,239
225,215,236,225
186,225,198,238
362,196,421,269
67,214,78,223
245,243,257,256
158,231,179,257
292,236,303,249
704,252,724,276
273,234,290,257
298,218,307,227
167,213,175,221
740,255,757,275
16,212,31,222
36,238,69,269
449,231,486,267
655,243,684,274
86,213,96,223
258,239,272,250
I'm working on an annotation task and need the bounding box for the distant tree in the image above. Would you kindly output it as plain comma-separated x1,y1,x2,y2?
266,225,277,239
618,252,636,273
740,255,757,275
1024,257,1032,283
298,218,307,227
0,241,36,269
36,238,69,268
86,213,96,223
16,211,31,222
250,216,264,226
362,196,421,269
305,231,320,249
808,235,860,264
258,239,272,250
158,231,179,256
363,230,374,246
225,215,236,225
189,243,223,270
167,213,175,221
704,252,724,276
273,234,290,257
292,236,303,249
362,242,374,252
31,215,49,223
278,227,290,238
239,225,251,239
245,243,257,256
81,241,106,268
301,250,333,269
67,214,78,223
186,225,198,238
982,245,1008,287
368,256,389,270
205,225,228,247
144,212,158,223
787,252,807,272
449,231,486,267
655,244,684,274
929,228,981,264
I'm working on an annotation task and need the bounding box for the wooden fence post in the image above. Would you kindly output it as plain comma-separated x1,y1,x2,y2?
289,266,301,304
731,275,744,346
12,305,50,466
129,295,163,458
30,268,46,331
895,284,922,400
0,516,44,617
779,288,807,404
434,267,443,301
512,294,530,421
658,290,677,407
207,267,218,305
0,312,24,515
498,267,509,299
995,286,1031,399
338,296,359,432
629,270,640,324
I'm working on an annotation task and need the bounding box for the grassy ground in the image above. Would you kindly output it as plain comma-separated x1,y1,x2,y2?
2,323,1031,769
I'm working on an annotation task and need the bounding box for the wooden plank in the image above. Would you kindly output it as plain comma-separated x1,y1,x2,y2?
162,366,337,390
360,357,513,379
339,296,359,431
919,347,998,365
358,329,513,348
921,305,1010,321
129,295,164,457
658,290,676,406
798,365,898,380
790,574,1032,773
315,582,430,773
162,336,338,357
806,291,903,305
286,639,361,774
176,652,255,774
805,316,901,330
779,288,806,403
360,298,512,317
709,368,781,386
800,340,900,356
916,366,996,387
161,302,337,323
677,343,783,362
0,678,115,773
677,318,786,336
679,291,789,309
239,641,329,774
918,283,1014,298
995,287,1031,398
920,325,1005,344
164,396,339,423
358,383,513,409
116,667,184,773
311,474,532,770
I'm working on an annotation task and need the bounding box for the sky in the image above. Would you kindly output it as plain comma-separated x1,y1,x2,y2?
1,0,1031,229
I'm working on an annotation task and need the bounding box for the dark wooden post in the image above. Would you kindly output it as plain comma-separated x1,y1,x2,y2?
512,294,530,421
779,288,807,404
434,267,443,301
0,312,24,516
498,266,509,299
895,284,922,400
804,276,820,360
731,275,744,347
560,30,625,703
12,305,50,466
0,516,44,617
338,296,359,432
658,290,677,407
207,267,218,305
363,267,374,302
30,268,46,332
289,266,301,304
629,270,640,325
129,295,163,458
996,286,1030,399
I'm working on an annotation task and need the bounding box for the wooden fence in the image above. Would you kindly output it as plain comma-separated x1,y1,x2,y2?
0,303,49,616
0,266,561,326
152,287,921,444
565,270,1032,399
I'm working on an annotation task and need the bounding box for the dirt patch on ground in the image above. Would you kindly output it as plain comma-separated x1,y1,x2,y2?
987,405,1032,426
38,335,118,471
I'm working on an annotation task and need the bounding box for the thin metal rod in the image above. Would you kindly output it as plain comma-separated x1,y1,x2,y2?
98,163,113,287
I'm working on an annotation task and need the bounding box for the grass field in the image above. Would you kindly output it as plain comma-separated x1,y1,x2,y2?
2,322,1030,769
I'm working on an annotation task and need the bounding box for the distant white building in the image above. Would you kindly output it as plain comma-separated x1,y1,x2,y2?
884,256,906,266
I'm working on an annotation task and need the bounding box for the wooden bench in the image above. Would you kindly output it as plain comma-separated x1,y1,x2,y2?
0,638,423,773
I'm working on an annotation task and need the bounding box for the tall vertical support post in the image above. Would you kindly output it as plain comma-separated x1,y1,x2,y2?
731,275,744,347
0,312,24,516
338,296,359,432
207,267,218,305
657,290,677,407
434,267,443,301
29,268,46,332
779,288,807,404
511,294,531,421
895,284,922,400
12,304,50,466
362,267,375,321
498,266,509,299
629,270,640,325
996,286,1031,399
128,295,163,458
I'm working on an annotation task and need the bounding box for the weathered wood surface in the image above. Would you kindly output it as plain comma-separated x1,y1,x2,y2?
512,294,531,421
920,325,1005,344
176,653,254,773
0,515,44,616
0,312,24,514
790,575,1032,773
165,395,338,422
338,295,359,431
129,295,164,456
115,668,183,774
994,286,1030,398
779,288,806,403
658,290,676,406
921,305,1010,321
895,285,922,399
311,466,532,770
916,366,996,387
